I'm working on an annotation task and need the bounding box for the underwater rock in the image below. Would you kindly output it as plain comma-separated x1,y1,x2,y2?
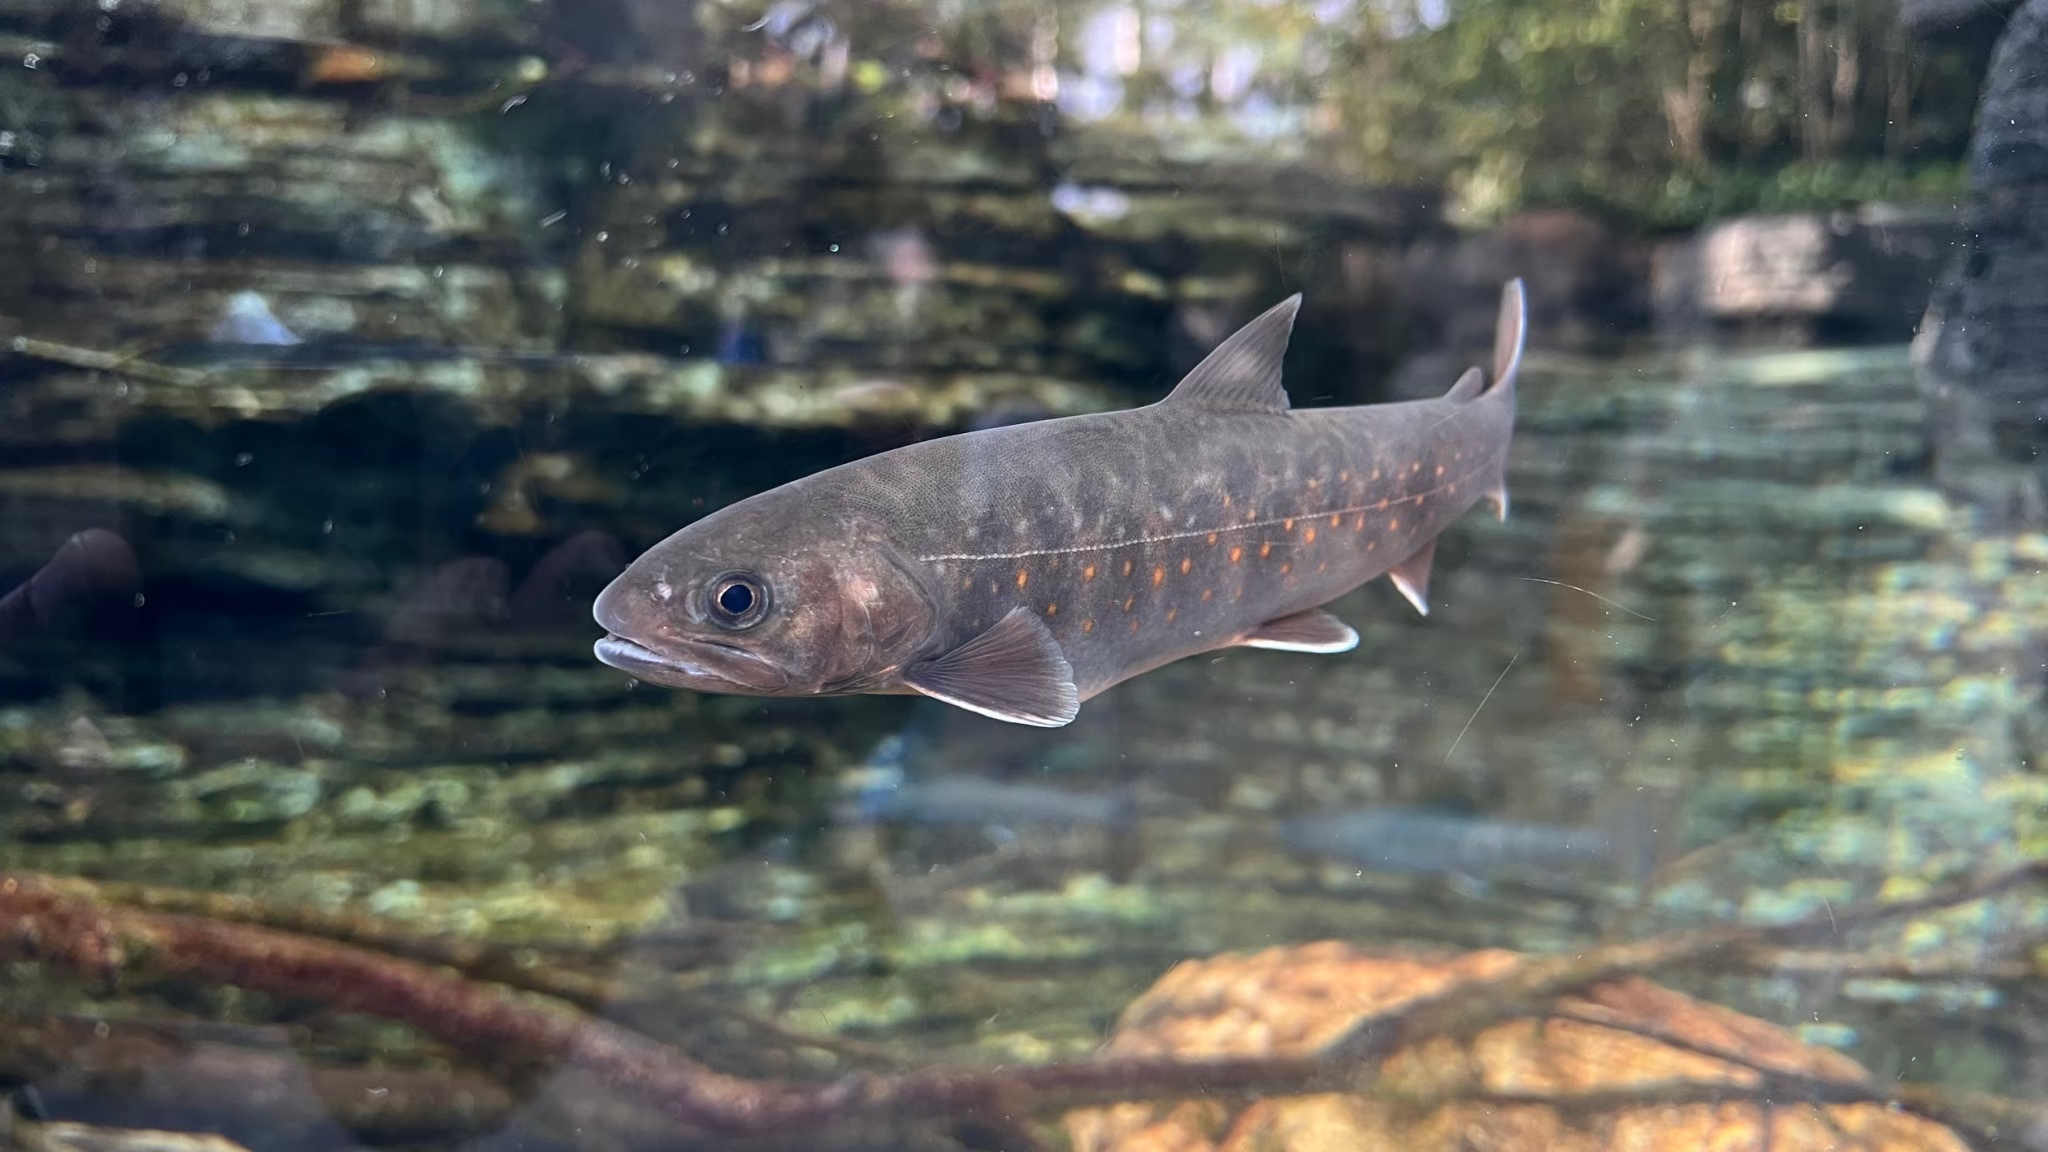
0,75,557,350
1064,943,1969,1152
1653,206,1957,345
1900,0,2024,36
1914,0,2048,524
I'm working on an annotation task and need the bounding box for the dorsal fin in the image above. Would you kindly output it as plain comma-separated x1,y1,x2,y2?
1443,367,1484,402
1163,294,1301,414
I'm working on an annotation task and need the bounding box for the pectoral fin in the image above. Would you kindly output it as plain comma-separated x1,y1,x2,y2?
902,608,1080,727
1388,539,1438,616
1237,608,1359,653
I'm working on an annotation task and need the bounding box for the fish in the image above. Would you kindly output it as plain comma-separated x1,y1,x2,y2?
838,763,1138,832
1278,806,1612,878
508,529,627,624
594,279,1526,727
0,529,142,643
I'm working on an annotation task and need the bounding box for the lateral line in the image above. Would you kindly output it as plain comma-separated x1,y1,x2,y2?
916,470,1486,563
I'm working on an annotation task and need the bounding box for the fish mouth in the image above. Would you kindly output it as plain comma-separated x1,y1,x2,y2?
593,633,791,694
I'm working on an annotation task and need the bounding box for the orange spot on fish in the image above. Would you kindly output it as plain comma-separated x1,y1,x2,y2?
1245,509,1258,523
1129,619,1141,634
1340,470,1351,482
1353,513,1366,530
1202,588,1213,601
1165,607,1178,623
1123,596,1135,612
1389,518,1401,531
1377,498,1390,511
962,576,973,589
1259,542,1273,558
1303,527,1317,543
1307,477,1319,489
1083,564,1097,581
1222,493,1233,508
1435,464,1445,477
1330,513,1342,527
1283,518,1294,532
1047,602,1059,616
1206,532,1219,546
1410,462,1421,474
1180,557,1192,574
1229,546,1243,563
1279,562,1291,575
1016,570,1029,589
1082,619,1095,633
1317,561,1328,572
1153,565,1166,586
1371,469,1382,481
1123,559,1134,577
1368,540,1377,552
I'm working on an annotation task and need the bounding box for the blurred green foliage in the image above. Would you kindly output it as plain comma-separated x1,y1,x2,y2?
1329,0,1986,226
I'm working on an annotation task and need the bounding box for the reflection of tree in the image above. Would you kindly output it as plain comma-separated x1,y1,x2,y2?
1322,0,1984,222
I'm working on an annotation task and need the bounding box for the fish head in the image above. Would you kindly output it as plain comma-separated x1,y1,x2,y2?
592,513,937,697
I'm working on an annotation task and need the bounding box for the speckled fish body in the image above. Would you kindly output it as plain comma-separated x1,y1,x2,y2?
593,280,1527,727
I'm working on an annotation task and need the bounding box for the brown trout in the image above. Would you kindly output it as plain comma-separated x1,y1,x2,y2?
594,280,1526,726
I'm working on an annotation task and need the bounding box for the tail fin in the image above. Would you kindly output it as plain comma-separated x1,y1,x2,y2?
1484,278,1525,522
1490,278,1527,399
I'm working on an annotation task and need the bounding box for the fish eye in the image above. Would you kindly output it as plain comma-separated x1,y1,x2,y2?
705,572,769,628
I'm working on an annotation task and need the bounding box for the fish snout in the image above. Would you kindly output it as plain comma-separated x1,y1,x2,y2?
591,576,794,694
590,571,640,635
593,630,793,694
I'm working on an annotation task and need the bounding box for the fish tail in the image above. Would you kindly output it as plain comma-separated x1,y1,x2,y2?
1483,278,1526,521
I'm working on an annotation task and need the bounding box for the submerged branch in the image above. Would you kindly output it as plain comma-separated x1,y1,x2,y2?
0,874,796,1135
1,858,2043,1137
0,1010,519,1144
1529,1006,2048,1152
55,874,903,1068
2,336,204,388
1318,858,2048,1073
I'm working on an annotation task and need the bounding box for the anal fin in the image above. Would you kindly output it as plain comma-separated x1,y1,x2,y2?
1388,538,1438,617
902,608,1080,727
1486,484,1510,522
1237,608,1359,654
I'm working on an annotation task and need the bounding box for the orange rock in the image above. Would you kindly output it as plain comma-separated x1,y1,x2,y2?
1065,943,1968,1152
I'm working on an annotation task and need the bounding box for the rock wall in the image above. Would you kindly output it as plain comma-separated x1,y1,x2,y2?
1913,0,2048,524
1654,206,1958,345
